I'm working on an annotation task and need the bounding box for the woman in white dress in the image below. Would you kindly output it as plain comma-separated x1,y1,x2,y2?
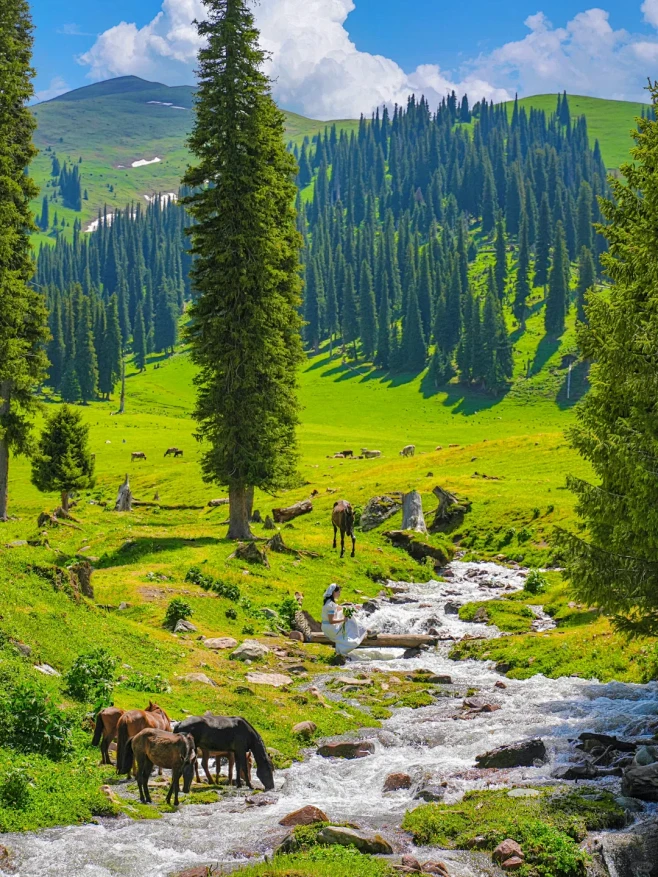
321,584,369,656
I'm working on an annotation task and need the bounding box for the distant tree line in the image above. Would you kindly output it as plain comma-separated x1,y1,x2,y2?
35,193,192,401
293,90,608,389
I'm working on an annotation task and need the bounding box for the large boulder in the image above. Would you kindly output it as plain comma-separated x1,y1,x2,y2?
316,740,375,759
622,763,658,801
245,672,292,688
182,673,215,686
279,805,328,826
361,493,403,532
292,721,317,739
476,739,547,769
174,619,197,633
317,825,393,855
204,637,238,650
230,639,270,661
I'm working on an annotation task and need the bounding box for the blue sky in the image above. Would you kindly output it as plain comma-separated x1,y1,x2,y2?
30,0,658,117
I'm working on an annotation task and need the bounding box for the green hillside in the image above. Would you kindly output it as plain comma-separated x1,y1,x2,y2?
508,94,648,171
29,76,360,244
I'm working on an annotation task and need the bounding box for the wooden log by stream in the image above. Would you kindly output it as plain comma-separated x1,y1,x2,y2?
306,632,439,649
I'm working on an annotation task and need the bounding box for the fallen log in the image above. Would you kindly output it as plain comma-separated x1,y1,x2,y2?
273,499,312,523
307,632,439,649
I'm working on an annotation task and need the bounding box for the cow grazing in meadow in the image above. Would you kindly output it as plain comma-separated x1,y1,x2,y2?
400,445,416,457
131,452,147,462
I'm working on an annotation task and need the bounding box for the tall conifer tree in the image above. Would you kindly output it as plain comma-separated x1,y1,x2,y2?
534,193,552,289
545,221,568,335
0,0,49,520
358,260,378,361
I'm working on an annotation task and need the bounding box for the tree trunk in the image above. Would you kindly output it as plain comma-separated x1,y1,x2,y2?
114,474,133,512
402,490,427,534
118,355,126,414
61,490,70,512
0,435,8,523
0,382,10,522
228,483,253,540
246,485,254,521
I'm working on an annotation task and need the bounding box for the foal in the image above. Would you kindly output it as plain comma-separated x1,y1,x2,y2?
332,500,356,558
128,728,196,807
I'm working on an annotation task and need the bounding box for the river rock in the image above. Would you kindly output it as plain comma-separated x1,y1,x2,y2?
476,739,547,769
501,857,524,871
472,606,489,624
383,772,412,792
598,815,658,876
0,846,12,871
317,825,393,855
444,601,460,614
493,839,524,864
361,494,403,531
279,805,328,826
400,855,422,871
245,672,292,688
621,762,658,801
634,745,658,767
174,619,197,633
230,639,270,661
316,740,375,759
421,862,450,876
292,721,317,739
415,779,447,802
183,673,215,686
204,637,238,650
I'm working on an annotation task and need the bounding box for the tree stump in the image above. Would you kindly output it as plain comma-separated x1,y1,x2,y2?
402,490,427,533
114,475,133,512
273,500,313,523
68,561,94,599
251,509,262,524
431,485,471,532
230,541,270,568
264,515,276,530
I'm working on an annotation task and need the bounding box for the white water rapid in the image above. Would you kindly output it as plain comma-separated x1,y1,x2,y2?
3,562,657,877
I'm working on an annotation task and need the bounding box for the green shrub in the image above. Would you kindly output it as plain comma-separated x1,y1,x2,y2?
215,580,241,601
118,671,170,693
242,624,255,635
525,569,548,595
64,648,117,705
185,567,241,601
225,607,238,620
0,681,72,760
278,596,299,629
0,767,31,809
164,597,193,629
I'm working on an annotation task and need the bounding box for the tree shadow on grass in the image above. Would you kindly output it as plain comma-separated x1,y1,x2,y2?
531,333,562,376
556,360,590,409
96,535,222,569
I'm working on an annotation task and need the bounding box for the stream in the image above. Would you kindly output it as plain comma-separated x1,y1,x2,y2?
3,561,658,877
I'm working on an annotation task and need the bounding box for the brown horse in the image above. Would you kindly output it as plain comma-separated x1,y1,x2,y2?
126,728,196,806
92,707,125,765
195,749,253,786
332,500,356,558
116,702,171,776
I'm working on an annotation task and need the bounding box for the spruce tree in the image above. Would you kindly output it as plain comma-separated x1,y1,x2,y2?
375,272,390,368
545,221,568,335
417,249,433,339
0,0,49,520
47,298,66,390
133,302,147,372
303,258,323,353
534,192,552,289
513,214,531,329
39,195,49,231
75,296,98,403
60,362,81,404
341,265,359,360
402,282,427,371
494,215,507,300
358,260,377,361
557,85,658,635
576,246,595,323
98,295,122,396
576,181,594,253
31,405,95,512
183,0,304,540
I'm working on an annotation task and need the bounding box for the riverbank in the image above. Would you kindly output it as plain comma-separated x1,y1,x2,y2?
3,561,657,877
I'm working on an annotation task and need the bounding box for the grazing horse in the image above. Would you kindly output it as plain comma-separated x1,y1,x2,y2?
332,500,356,558
126,728,196,806
174,715,274,791
92,706,125,765
131,451,147,462
194,749,253,786
116,702,171,776
164,447,178,457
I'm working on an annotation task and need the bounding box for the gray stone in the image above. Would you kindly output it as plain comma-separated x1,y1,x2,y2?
230,639,270,661
361,494,403,532
622,762,658,801
183,673,215,686
444,601,461,615
634,745,658,767
476,739,547,769
316,740,375,759
35,664,60,676
13,642,32,657
5,540,27,548
245,672,292,688
174,619,197,633
204,637,238,650
262,608,279,619
317,825,393,855
614,796,645,813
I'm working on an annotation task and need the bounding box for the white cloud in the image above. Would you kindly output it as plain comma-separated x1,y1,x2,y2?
57,23,96,37
34,77,70,104
468,6,657,102
77,0,510,119
76,0,658,119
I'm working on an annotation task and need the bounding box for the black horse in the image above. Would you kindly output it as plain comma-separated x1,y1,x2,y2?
173,715,274,791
